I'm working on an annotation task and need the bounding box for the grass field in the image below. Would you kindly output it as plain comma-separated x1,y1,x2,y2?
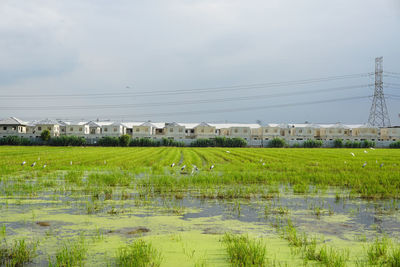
1,146,400,266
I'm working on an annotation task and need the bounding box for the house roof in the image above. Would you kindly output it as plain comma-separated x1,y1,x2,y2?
209,123,261,129
165,122,181,127
195,122,213,127
0,117,27,126
36,119,60,125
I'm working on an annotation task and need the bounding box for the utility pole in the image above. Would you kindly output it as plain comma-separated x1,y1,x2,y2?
368,57,391,127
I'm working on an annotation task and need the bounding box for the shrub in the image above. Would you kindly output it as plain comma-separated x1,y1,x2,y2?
269,137,286,148
191,137,247,147
160,138,185,147
389,141,400,148
98,137,120,147
40,130,51,141
130,138,160,147
119,134,131,147
362,140,375,148
303,139,323,148
0,136,32,146
49,136,86,146
333,139,343,148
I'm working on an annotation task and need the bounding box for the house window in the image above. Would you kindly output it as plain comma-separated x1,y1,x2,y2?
179,128,183,133
104,128,108,132
12,127,16,131
210,129,213,133
38,127,42,131
70,127,73,131
298,129,302,133
113,128,117,132
234,129,238,133
62,129,65,132
244,129,248,133
91,129,95,134
201,129,204,133
169,128,173,133
79,128,82,132
274,129,278,133
2,127,6,130
308,130,311,134
265,129,268,133
136,128,139,132
48,127,51,130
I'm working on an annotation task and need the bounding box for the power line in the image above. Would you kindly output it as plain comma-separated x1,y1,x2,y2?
76,95,370,119
1,72,372,99
0,84,371,111
385,71,400,75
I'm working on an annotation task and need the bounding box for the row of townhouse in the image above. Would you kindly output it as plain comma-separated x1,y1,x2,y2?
0,117,399,142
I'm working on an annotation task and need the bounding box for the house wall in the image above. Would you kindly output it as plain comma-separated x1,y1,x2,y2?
0,125,26,137
194,126,216,139
164,125,185,140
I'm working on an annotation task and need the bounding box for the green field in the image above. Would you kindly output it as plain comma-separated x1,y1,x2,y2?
1,146,400,266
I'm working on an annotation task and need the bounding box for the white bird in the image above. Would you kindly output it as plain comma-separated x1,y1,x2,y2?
193,165,199,171
226,151,230,153
104,160,107,164
362,162,367,168
70,161,72,165
370,147,375,150
31,162,36,167
350,152,355,157
380,163,384,168
364,150,368,154
376,160,378,164
259,159,263,162
170,163,175,167
43,164,46,168
262,162,266,166
21,161,26,166
210,165,214,170
38,157,40,160
181,165,186,171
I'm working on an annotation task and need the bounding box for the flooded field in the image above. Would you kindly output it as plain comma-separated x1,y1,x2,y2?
1,146,400,266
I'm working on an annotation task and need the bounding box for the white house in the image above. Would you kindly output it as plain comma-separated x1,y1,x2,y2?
33,119,60,138
0,117,27,138
163,122,185,140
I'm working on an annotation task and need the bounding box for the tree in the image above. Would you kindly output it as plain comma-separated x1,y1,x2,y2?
40,130,51,141
119,134,131,147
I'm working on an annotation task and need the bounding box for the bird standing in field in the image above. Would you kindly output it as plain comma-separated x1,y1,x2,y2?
181,165,186,171
380,163,384,168
362,162,367,168
364,150,368,154
350,152,355,157
31,162,36,167
104,160,107,165
226,151,230,153
210,165,214,170
21,161,26,166
43,164,47,168
370,147,375,150
193,165,199,171
70,161,72,165
171,163,175,167
262,162,266,166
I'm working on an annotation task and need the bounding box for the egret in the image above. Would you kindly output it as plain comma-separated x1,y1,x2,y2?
370,147,375,150
193,165,199,171
43,164,47,168
104,160,107,164
210,165,214,170
376,160,378,164
380,163,384,168
362,162,367,168
31,162,36,167
226,151,230,153
70,161,72,165
364,150,368,154
350,152,355,157
171,163,175,167
262,162,266,166
38,157,40,160
181,165,186,171
21,161,26,166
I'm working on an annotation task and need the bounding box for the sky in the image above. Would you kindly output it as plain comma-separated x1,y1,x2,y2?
0,0,399,124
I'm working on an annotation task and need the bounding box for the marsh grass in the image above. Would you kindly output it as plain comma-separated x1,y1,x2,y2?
222,233,267,266
49,236,87,267
116,239,162,267
0,237,38,267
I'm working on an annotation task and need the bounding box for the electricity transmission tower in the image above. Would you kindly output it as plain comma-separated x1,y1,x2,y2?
368,57,391,127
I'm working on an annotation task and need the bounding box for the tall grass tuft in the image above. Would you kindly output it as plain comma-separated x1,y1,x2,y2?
116,239,162,267
49,236,87,267
0,238,38,266
222,233,267,266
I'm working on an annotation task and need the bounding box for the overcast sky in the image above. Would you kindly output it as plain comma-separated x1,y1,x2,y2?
0,0,399,124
